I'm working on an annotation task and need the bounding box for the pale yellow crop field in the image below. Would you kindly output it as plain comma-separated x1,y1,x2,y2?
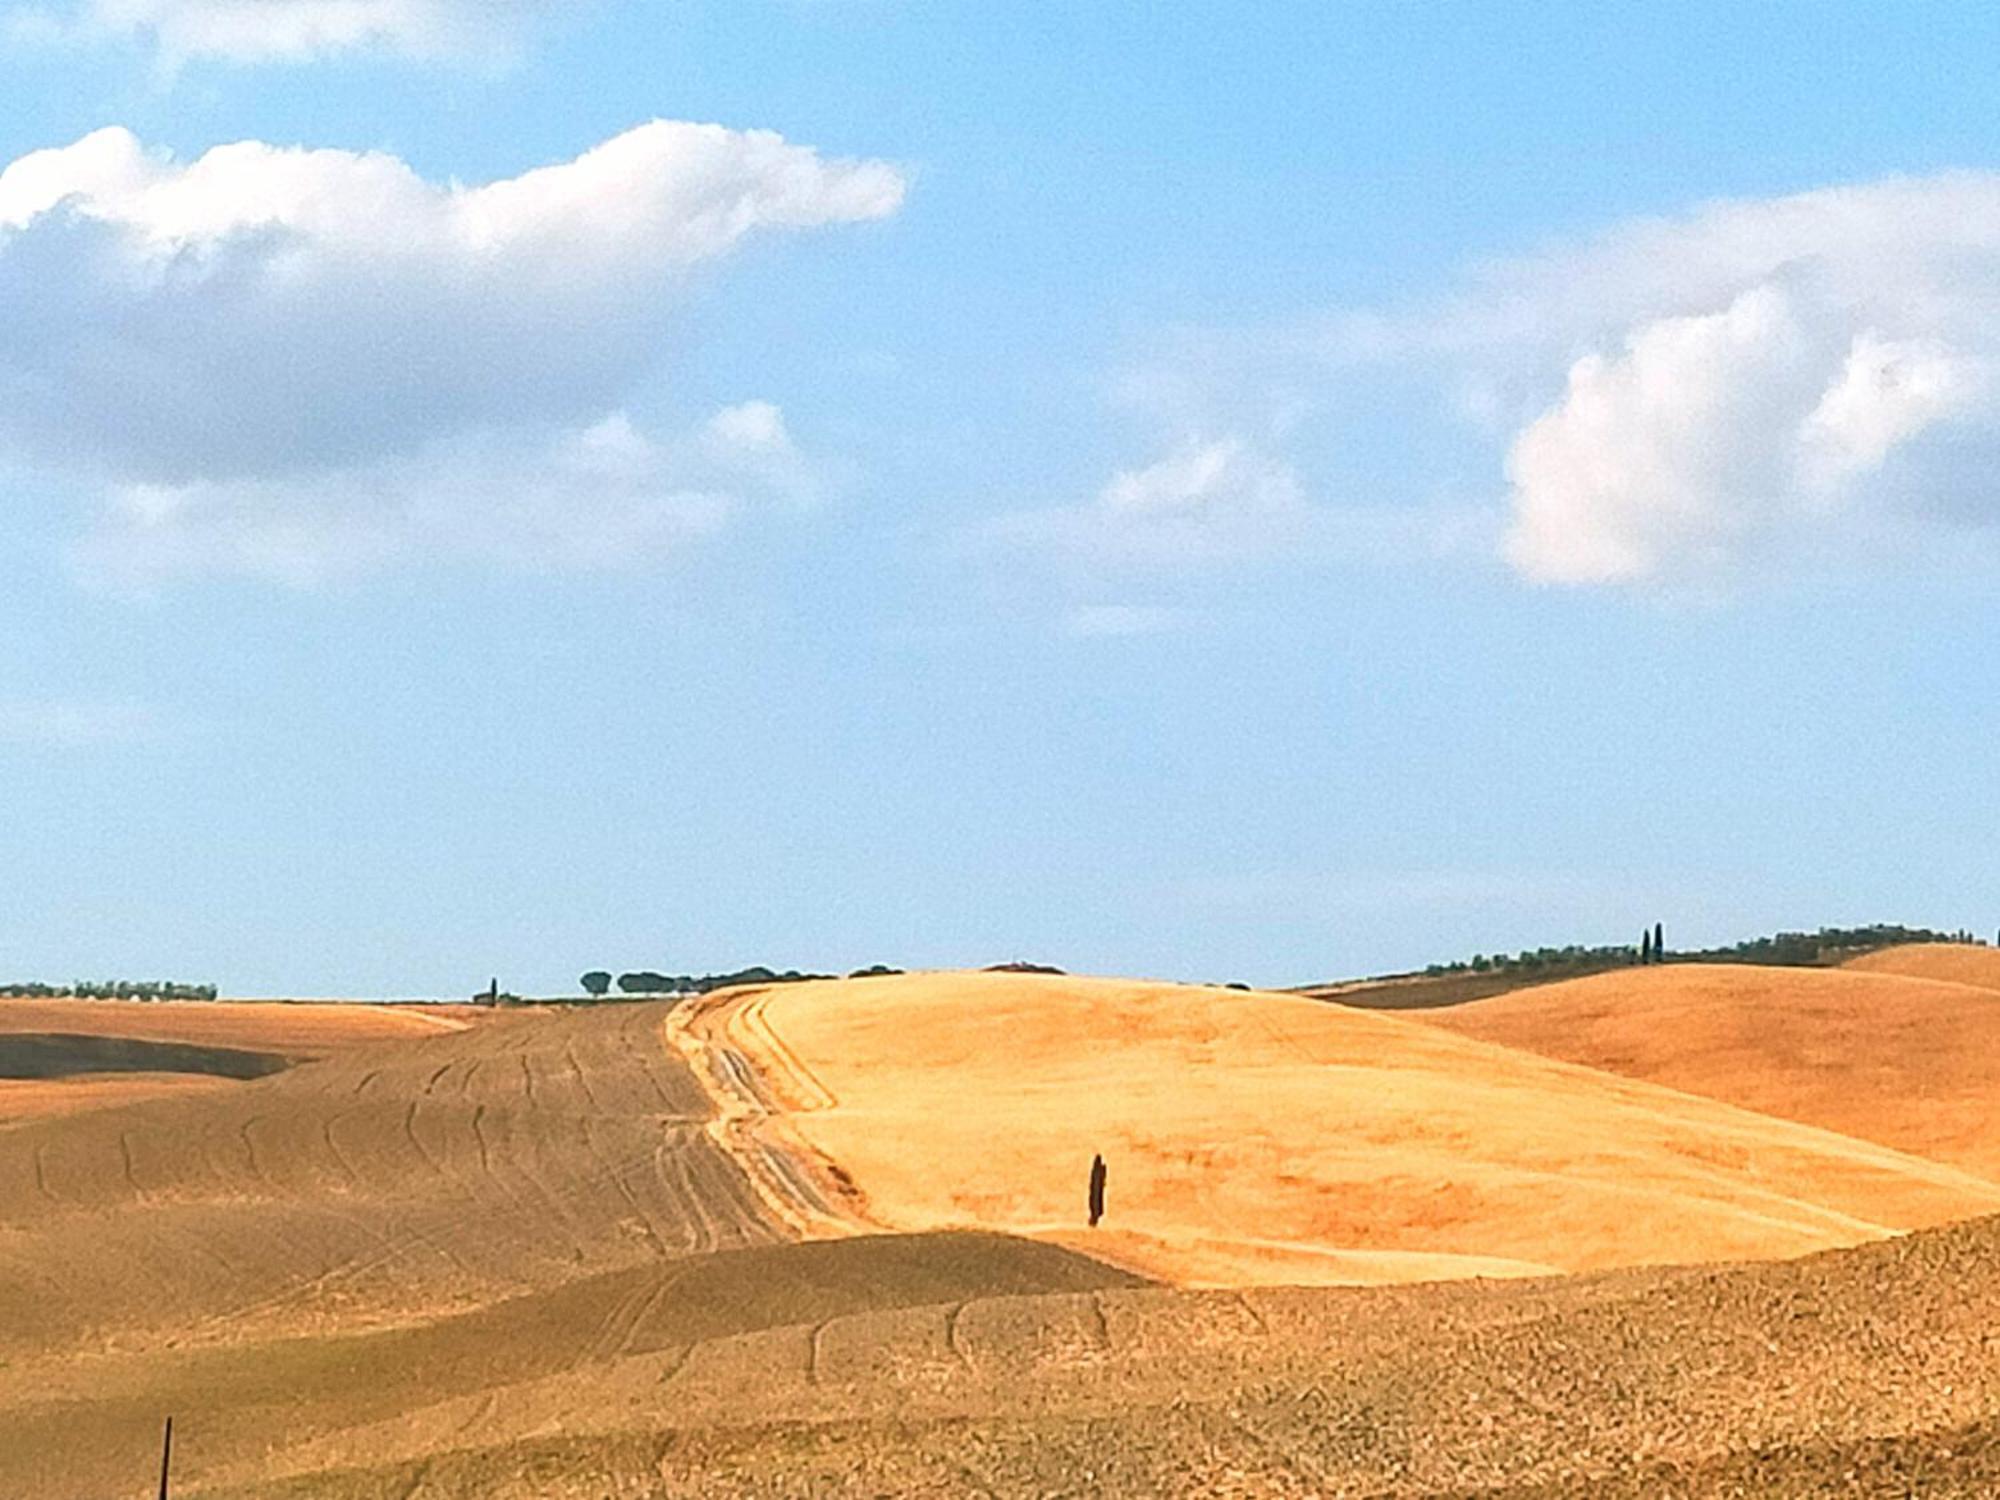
729,970,2000,1287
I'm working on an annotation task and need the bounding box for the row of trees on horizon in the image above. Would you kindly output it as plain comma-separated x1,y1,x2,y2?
1425,923,1983,981
0,980,220,1001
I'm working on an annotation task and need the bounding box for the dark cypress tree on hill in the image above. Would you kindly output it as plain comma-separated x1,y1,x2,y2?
1640,929,1653,964
1654,922,1665,962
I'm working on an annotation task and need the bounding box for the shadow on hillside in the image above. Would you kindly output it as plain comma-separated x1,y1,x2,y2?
0,1033,289,1082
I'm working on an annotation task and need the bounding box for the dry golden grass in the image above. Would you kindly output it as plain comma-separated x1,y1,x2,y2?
721,970,2000,1287
1423,962,2000,1178
1846,940,2000,991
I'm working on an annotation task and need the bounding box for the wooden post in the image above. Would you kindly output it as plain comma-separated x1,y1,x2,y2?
158,1416,173,1500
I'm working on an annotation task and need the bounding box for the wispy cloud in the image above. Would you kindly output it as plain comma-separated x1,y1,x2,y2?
988,433,1484,593
0,698,161,746
1062,604,1187,639
76,402,821,589
8,0,556,66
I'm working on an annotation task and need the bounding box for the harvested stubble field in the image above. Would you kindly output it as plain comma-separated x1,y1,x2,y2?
4,957,2000,1497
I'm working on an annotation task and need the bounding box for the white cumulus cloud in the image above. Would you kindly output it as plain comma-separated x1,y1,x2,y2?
13,0,554,63
1427,175,2000,586
1139,173,2000,590
0,122,904,582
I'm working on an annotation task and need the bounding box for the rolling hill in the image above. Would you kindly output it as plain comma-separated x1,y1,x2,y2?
9,966,2000,1496
1846,940,2000,991
1419,960,2000,1178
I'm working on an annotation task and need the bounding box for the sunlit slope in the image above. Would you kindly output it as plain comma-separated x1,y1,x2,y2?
1847,941,2000,991
728,971,2000,1286
1424,963,2000,1178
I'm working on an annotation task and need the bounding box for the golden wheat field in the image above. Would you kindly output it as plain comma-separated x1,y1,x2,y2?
6,955,2000,1497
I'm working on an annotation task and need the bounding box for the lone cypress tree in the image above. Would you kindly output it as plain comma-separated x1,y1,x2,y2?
1654,922,1665,963
1640,929,1653,964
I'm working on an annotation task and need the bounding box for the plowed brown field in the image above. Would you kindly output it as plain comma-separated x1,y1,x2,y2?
0,997,464,1049
0,1001,780,1368
185,1212,2000,1499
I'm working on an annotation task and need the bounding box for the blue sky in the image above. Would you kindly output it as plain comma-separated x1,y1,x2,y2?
3,2,1999,995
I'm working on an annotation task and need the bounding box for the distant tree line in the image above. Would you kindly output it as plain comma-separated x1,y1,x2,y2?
1679,923,1976,966
0,980,220,1001
551,965,844,1004
1425,944,1637,980
1425,922,1976,982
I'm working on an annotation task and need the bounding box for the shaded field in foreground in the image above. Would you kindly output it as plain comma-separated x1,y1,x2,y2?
190,1211,2000,1499
0,1232,1141,1499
